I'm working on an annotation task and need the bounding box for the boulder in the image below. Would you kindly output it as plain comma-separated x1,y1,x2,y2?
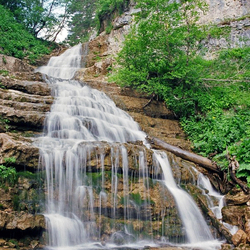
222,205,247,227
0,55,34,73
232,229,248,246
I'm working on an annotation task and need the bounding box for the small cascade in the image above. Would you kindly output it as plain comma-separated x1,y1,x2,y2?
36,43,222,250
36,44,82,79
198,173,238,235
153,151,222,249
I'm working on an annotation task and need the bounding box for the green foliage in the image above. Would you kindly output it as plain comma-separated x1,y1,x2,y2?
96,0,129,32
105,21,113,34
0,0,63,38
206,25,231,39
2,56,7,64
0,70,9,77
97,0,129,19
9,239,19,249
67,0,97,44
180,47,250,183
0,157,17,186
181,109,249,155
227,138,250,186
112,0,207,104
0,4,57,64
17,171,36,179
13,194,20,211
0,116,10,131
129,192,142,206
111,0,250,185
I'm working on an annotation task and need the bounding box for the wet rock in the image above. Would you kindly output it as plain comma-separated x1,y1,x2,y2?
232,229,248,246
18,177,33,190
0,77,51,96
245,220,250,242
0,88,52,105
0,239,7,246
222,205,247,227
30,240,39,249
0,188,13,211
7,242,16,248
0,211,45,231
0,88,52,130
87,34,109,68
0,133,39,169
225,191,250,205
235,244,250,250
220,243,234,250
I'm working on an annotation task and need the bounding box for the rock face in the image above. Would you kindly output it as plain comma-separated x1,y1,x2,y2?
0,133,39,169
0,53,51,249
0,211,45,231
199,0,250,24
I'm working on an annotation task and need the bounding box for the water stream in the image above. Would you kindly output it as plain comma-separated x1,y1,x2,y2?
36,44,222,250
198,173,238,235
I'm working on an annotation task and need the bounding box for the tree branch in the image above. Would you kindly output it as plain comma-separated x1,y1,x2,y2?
148,136,221,173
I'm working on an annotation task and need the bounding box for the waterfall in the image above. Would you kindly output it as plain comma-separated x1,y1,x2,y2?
36,44,222,250
198,173,238,235
153,151,222,250
37,44,83,79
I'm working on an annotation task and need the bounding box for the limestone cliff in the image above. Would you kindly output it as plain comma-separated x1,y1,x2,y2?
0,55,49,249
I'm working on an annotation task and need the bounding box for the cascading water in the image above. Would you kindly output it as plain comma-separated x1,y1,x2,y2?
36,44,222,250
153,152,222,249
198,173,238,235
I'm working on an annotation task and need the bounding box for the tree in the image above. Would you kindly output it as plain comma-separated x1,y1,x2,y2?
66,0,97,44
0,0,67,38
112,0,207,117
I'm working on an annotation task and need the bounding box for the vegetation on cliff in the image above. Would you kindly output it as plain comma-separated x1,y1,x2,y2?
111,0,250,186
1,0,249,186
0,4,57,64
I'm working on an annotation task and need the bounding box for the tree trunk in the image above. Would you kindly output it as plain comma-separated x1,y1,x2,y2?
148,136,221,173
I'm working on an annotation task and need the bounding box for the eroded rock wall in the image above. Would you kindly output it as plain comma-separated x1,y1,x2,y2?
0,55,50,249
200,0,250,24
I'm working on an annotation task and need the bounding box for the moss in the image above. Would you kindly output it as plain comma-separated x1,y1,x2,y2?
0,70,9,76
207,25,231,39
9,239,19,249
105,21,113,34
17,171,36,179
13,195,20,211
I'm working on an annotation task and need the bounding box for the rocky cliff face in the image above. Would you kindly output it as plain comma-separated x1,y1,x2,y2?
0,55,50,249
200,0,250,24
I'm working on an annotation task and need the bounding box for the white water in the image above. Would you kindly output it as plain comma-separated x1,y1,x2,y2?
153,151,222,249
36,44,82,79
198,173,238,235
36,44,222,250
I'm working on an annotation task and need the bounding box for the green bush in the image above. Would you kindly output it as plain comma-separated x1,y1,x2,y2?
0,4,56,64
0,157,17,186
111,0,250,186
181,109,249,155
